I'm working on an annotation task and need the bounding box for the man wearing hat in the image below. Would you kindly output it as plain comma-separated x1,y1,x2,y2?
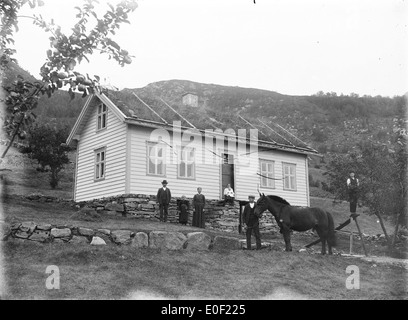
243,195,262,250
157,180,171,222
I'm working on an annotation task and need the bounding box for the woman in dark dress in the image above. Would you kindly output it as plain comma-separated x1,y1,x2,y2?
178,195,190,225
192,187,206,228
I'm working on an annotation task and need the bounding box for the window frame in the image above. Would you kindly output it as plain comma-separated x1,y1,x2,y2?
94,147,107,182
96,103,108,131
177,146,196,180
282,162,297,191
259,159,275,189
146,141,166,177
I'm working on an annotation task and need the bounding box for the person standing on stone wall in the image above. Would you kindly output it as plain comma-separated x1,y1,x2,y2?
192,187,206,228
346,172,360,218
157,180,171,222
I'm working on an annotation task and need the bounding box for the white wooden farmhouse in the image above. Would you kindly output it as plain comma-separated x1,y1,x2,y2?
66,90,318,204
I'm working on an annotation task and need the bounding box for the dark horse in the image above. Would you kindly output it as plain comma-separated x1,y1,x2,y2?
255,194,336,254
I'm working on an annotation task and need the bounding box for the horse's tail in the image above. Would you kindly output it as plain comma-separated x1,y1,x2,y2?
326,211,337,247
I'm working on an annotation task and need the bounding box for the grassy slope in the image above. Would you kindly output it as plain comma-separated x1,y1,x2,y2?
3,240,407,300
1,147,406,300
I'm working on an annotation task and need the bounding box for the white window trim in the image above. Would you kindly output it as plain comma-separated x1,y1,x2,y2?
283,162,297,191
259,159,275,189
96,103,108,131
177,146,196,180
94,147,106,181
146,141,166,177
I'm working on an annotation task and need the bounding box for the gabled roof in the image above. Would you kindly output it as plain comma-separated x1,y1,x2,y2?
67,89,318,155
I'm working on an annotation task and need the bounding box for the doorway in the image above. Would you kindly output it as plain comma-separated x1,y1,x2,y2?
221,153,234,198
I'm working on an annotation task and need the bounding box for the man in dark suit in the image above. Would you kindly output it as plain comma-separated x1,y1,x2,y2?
157,180,171,222
243,195,262,250
347,172,360,218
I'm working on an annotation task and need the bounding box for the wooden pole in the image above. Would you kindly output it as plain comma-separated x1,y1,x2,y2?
351,214,368,256
349,231,353,255
132,93,168,124
305,218,351,248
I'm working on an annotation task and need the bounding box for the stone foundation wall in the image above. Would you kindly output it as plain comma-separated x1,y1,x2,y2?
20,193,279,235
75,194,279,234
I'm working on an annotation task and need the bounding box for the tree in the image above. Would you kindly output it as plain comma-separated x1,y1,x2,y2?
21,124,71,189
1,0,138,158
324,99,408,250
390,95,408,245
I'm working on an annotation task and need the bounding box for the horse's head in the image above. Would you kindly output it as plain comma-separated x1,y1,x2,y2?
254,193,269,217
255,193,288,217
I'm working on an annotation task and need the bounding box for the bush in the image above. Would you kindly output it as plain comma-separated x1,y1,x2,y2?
309,174,320,188
24,124,71,189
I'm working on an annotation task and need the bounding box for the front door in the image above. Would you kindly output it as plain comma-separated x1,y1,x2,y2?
221,153,234,198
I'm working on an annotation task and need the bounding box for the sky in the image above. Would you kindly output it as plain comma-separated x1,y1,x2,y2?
12,0,408,97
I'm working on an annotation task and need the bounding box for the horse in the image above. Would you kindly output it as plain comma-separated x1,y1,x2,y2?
255,194,336,255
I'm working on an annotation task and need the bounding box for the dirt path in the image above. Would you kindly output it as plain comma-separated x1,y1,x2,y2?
342,254,408,269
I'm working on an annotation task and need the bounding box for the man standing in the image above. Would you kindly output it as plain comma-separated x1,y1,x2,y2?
157,180,171,222
192,187,206,228
347,172,360,218
243,195,262,250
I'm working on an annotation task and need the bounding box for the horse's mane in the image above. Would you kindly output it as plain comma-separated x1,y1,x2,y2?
267,195,291,206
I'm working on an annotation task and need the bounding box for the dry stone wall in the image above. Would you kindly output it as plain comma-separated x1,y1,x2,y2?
0,220,247,251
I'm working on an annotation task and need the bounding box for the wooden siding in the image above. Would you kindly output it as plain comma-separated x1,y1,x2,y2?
128,126,309,204
235,148,309,206
74,101,127,201
128,126,221,199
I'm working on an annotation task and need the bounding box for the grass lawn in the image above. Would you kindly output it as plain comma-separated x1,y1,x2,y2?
3,239,407,300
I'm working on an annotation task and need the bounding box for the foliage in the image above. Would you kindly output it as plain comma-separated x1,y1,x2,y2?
311,127,327,142
0,0,138,158
324,96,407,245
20,124,71,189
308,173,320,188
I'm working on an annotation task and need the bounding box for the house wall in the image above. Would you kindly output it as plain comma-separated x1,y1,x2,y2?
72,97,309,206
74,99,127,201
127,125,309,205
128,125,221,199
234,147,309,206
182,94,198,107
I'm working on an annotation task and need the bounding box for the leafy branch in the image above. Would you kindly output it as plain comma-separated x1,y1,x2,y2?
0,0,138,158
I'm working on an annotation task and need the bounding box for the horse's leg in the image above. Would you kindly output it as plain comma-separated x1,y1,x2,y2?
315,227,327,255
282,225,292,252
328,241,333,255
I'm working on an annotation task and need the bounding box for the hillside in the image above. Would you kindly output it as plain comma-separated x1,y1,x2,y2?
125,80,400,155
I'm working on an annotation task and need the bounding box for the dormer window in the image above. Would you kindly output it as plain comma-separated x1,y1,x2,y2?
97,103,107,130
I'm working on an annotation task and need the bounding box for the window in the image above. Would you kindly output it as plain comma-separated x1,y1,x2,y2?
178,147,195,179
95,148,106,180
260,160,275,188
222,153,234,164
147,142,165,176
283,163,296,190
97,103,107,130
